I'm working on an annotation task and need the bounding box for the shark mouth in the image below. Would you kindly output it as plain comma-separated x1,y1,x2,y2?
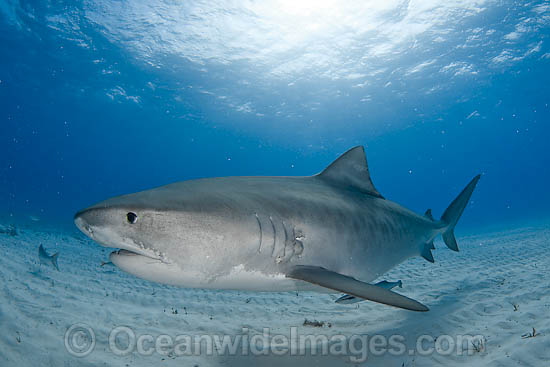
111,248,162,261
113,249,149,257
74,214,168,263
81,226,163,261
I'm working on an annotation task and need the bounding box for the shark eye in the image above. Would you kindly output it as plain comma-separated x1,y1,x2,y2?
126,212,138,224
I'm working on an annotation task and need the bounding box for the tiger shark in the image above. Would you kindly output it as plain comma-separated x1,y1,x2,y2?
74,146,479,312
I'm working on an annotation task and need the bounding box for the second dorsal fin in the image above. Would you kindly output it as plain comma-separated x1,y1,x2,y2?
317,146,383,198
424,209,434,221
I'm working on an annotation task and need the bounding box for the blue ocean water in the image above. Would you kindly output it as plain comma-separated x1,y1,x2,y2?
2,3,550,367
1,0,549,231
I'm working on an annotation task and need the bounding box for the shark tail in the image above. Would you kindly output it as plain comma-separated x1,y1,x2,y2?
440,175,481,251
51,252,60,271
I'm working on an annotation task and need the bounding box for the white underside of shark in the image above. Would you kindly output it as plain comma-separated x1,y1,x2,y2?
111,252,325,292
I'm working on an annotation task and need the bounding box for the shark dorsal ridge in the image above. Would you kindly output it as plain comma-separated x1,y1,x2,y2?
317,146,383,198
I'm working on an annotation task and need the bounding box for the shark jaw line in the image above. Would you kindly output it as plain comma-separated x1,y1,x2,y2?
86,226,166,262
111,239,174,264
111,248,162,261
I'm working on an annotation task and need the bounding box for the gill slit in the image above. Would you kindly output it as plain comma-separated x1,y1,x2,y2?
269,216,277,256
255,213,262,253
282,220,288,258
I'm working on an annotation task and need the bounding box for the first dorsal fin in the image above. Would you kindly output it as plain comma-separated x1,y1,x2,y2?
317,146,383,198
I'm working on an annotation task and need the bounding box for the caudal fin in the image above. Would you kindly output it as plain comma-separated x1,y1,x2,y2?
441,175,481,251
51,252,60,271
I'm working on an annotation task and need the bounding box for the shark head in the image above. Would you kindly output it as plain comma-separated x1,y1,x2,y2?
74,204,163,261
74,192,182,284
74,181,259,286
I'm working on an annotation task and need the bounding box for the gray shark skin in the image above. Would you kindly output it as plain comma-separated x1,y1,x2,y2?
75,146,480,311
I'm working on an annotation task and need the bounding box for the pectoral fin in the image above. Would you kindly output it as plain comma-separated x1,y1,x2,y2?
287,266,428,312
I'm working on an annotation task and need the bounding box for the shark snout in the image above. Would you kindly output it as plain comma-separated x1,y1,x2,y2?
74,216,93,236
74,208,100,237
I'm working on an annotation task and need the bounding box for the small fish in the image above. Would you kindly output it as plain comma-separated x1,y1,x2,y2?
336,280,403,304
38,244,59,271
100,261,114,267
29,215,40,222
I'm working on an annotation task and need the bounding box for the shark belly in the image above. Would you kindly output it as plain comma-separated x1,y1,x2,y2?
110,249,327,292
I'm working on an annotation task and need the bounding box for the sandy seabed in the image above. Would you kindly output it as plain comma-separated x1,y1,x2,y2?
0,222,549,367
